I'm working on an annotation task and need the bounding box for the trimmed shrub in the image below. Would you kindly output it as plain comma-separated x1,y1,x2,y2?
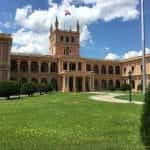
137,84,142,91
37,83,48,95
108,87,116,91
47,83,54,92
120,83,131,91
21,82,37,96
0,81,20,99
141,86,150,148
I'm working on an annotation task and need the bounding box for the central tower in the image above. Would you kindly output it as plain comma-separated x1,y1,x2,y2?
49,17,80,57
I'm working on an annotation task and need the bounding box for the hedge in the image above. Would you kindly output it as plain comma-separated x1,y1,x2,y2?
0,81,20,99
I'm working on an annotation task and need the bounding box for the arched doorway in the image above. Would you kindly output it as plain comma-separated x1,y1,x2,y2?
20,61,28,72
51,78,58,91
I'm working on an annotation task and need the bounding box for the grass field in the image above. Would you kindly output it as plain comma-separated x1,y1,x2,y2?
0,92,145,150
115,93,144,101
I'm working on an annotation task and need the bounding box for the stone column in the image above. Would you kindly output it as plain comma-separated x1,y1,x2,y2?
113,66,115,75
28,61,31,74
73,76,76,92
76,62,78,72
82,77,86,92
63,76,66,92
89,77,92,91
17,61,20,73
67,62,70,72
83,63,86,72
48,62,51,73
58,60,61,73
91,75,95,91
38,61,41,73
66,76,69,92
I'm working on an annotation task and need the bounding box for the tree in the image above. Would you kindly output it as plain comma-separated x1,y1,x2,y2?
141,86,150,149
21,82,36,96
37,83,48,95
120,83,131,91
0,81,20,99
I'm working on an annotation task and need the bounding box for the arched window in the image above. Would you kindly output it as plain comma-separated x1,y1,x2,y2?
116,80,120,88
124,67,126,74
51,62,57,72
108,80,113,89
78,62,82,71
31,78,38,84
31,62,38,72
20,61,28,72
94,79,99,90
41,62,48,72
51,78,58,91
41,78,48,84
109,66,113,74
131,66,135,73
63,62,67,70
60,36,64,42
66,36,69,42
71,36,75,43
101,80,107,89
86,64,91,71
101,65,106,74
115,66,120,74
94,65,99,74
11,60,17,72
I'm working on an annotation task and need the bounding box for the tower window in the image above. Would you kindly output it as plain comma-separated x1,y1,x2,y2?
131,66,134,73
71,36,75,43
60,36,64,42
66,36,69,42
124,67,126,74
64,47,70,56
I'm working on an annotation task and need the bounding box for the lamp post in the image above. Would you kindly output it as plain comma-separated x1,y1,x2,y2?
141,0,146,95
128,71,132,103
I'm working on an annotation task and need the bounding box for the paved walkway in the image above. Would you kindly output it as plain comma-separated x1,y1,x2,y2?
89,92,144,105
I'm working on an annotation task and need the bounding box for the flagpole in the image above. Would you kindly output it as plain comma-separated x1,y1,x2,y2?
141,0,146,94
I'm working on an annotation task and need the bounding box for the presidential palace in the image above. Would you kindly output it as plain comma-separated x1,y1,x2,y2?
0,18,150,92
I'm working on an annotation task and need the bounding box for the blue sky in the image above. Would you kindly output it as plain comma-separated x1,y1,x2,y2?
0,0,150,59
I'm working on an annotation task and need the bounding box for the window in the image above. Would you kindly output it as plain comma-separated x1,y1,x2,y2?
63,62,67,70
109,66,113,74
86,64,91,71
60,36,64,42
101,65,106,74
124,67,126,74
64,47,70,56
115,66,120,74
131,66,134,73
71,36,75,43
66,36,69,42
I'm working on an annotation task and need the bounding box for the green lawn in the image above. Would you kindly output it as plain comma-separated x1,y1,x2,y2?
115,93,144,101
0,92,145,150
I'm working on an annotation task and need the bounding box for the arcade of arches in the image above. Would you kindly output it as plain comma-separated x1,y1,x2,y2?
10,57,123,92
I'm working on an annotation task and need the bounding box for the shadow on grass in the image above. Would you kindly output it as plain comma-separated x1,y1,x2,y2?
141,88,150,149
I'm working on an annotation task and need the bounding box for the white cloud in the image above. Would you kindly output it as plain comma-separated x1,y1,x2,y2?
123,48,150,59
12,0,139,54
105,53,120,60
80,25,92,46
104,48,150,60
12,28,49,54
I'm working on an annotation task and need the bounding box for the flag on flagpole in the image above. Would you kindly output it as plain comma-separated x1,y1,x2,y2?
65,10,71,16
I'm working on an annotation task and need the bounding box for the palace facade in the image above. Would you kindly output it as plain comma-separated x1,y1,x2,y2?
0,18,150,92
